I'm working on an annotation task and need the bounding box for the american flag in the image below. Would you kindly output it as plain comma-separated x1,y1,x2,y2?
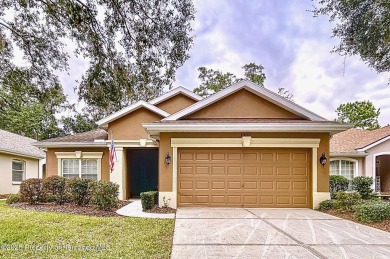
109,139,116,172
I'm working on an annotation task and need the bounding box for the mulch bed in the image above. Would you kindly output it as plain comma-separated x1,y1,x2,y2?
325,209,390,233
0,194,10,199
10,200,131,217
144,205,176,214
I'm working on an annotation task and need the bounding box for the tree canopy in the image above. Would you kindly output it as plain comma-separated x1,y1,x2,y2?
193,63,293,101
336,100,380,130
0,0,195,139
313,0,390,80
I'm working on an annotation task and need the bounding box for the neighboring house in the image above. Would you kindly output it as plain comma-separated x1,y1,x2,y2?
34,80,350,208
0,130,46,194
330,126,390,193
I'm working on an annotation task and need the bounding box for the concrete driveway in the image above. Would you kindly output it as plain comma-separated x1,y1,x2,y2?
171,208,390,259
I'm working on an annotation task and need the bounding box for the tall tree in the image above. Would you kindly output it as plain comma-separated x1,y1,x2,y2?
0,67,68,140
313,0,390,80
62,112,97,135
193,63,293,100
0,0,195,119
243,63,266,86
193,67,237,97
336,101,380,130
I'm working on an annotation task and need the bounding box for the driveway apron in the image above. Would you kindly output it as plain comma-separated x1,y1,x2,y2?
171,208,390,259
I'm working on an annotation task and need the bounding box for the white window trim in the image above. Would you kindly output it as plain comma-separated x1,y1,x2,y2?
12,159,26,185
55,151,103,180
330,157,359,178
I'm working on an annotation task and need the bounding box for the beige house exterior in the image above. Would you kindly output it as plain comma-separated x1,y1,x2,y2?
35,80,351,208
330,127,390,192
0,130,45,194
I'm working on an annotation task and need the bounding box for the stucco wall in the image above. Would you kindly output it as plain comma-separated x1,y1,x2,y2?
155,94,197,114
0,153,39,194
158,132,330,193
186,89,302,119
108,108,163,140
46,148,110,181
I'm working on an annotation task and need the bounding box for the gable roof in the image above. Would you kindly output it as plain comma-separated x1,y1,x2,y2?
149,86,202,105
330,126,390,154
97,101,170,128
33,129,108,148
163,80,327,121
0,129,45,159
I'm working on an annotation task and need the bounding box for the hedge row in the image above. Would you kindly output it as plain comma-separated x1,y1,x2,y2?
9,177,119,211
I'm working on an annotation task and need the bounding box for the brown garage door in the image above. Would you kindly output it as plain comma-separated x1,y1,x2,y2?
177,148,311,208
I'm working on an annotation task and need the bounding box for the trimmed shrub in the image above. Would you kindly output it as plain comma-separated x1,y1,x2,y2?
329,175,349,198
352,176,373,199
334,191,361,211
43,176,68,205
317,199,336,211
68,178,92,206
6,194,20,204
90,181,119,211
140,191,158,211
354,202,390,223
20,178,44,205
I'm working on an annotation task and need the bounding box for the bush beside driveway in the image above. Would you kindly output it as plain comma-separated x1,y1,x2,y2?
0,201,174,258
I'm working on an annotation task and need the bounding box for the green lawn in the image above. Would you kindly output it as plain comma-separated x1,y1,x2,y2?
0,201,174,259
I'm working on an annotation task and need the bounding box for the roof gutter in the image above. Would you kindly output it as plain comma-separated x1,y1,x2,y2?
143,122,352,135
32,142,108,148
0,149,45,159
330,152,368,158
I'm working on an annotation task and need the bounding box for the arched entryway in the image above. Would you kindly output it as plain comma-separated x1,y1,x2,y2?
375,154,390,193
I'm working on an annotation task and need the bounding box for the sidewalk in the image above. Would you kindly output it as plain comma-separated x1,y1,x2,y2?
116,200,175,219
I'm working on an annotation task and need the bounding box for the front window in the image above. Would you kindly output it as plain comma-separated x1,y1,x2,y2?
62,159,98,180
12,160,25,184
330,159,356,189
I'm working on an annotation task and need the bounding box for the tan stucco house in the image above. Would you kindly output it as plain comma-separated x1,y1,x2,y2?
0,130,45,194
330,126,390,193
34,80,351,208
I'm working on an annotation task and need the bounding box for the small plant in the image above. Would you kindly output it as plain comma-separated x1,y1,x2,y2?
354,202,390,223
89,181,119,211
43,176,68,205
20,178,44,205
334,191,361,211
352,176,373,199
140,191,158,211
68,178,92,206
329,175,349,198
162,196,171,208
5,194,20,204
317,199,336,211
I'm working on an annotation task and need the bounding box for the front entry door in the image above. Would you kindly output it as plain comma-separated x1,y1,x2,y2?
128,149,158,197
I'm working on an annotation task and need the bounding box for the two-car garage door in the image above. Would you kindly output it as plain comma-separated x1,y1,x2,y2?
177,148,311,208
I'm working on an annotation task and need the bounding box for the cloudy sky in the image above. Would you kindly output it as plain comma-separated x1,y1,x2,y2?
60,0,390,125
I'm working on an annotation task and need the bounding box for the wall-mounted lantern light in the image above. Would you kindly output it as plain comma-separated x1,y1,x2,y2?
165,153,171,165
319,152,327,166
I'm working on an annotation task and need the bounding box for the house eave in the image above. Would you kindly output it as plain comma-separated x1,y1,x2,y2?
143,123,352,135
356,135,390,152
33,142,107,148
0,149,44,159
330,152,368,158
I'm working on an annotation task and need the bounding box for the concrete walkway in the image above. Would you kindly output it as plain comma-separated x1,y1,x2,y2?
171,208,390,259
116,200,175,219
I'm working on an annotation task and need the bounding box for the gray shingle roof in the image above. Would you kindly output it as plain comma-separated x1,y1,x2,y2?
37,129,108,143
0,129,45,158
